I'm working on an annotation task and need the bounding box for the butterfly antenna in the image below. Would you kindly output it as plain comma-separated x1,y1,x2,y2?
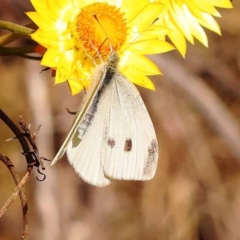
80,40,99,67
88,39,104,63
120,17,159,54
93,14,114,54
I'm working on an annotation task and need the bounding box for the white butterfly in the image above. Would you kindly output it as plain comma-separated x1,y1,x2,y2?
51,51,158,187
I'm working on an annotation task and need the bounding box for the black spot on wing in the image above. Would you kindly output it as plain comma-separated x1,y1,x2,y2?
107,138,115,148
143,139,158,177
124,138,132,152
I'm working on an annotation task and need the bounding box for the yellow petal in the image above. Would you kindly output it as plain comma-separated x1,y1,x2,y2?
55,68,69,83
129,39,175,54
124,0,149,23
26,12,57,31
55,51,76,84
58,50,75,71
130,3,164,26
31,29,74,51
169,3,194,44
147,25,171,35
187,0,221,17
123,68,156,90
182,5,208,46
41,48,59,68
120,51,161,75
201,0,233,8
197,13,221,35
68,79,84,95
168,29,187,57
128,24,170,37
55,0,72,9
45,0,64,18
127,25,170,43
30,0,48,12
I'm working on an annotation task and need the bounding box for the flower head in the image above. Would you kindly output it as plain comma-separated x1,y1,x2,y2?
155,0,233,56
26,0,174,94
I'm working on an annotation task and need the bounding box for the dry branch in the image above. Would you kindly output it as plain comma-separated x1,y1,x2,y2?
0,154,29,239
0,109,47,240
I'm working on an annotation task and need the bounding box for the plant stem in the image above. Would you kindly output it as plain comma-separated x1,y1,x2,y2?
0,20,34,35
0,46,36,55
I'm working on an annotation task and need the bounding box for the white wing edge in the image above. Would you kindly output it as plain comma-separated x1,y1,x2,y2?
66,125,112,187
51,65,107,166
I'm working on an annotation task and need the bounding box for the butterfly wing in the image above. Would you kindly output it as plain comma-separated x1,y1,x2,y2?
67,71,158,185
66,80,112,187
51,64,106,166
102,72,158,180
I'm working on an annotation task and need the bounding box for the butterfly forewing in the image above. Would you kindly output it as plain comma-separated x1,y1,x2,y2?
51,63,107,166
66,66,112,187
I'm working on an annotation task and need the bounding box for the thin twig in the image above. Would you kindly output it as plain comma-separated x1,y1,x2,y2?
0,109,34,165
0,171,30,218
0,46,36,56
0,45,42,60
0,154,29,239
0,22,36,46
0,110,47,239
0,32,22,46
18,55,42,61
19,116,46,171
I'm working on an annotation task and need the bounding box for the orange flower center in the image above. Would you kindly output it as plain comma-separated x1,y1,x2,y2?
75,2,127,57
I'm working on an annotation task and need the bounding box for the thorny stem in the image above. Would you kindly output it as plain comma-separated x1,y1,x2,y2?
0,109,34,165
0,110,47,239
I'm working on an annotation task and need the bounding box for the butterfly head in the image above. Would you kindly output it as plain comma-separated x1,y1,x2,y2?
106,50,119,71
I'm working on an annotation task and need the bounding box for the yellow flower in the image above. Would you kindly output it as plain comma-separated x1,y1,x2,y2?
155,0,233,56
26,0,174,95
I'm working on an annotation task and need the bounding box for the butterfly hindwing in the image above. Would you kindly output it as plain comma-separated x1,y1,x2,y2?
102,72,158,180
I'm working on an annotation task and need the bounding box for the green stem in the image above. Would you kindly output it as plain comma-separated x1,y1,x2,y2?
0,20,34,35
0,33,23,46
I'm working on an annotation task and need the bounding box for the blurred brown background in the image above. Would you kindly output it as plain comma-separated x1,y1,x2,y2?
1,1,240,240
